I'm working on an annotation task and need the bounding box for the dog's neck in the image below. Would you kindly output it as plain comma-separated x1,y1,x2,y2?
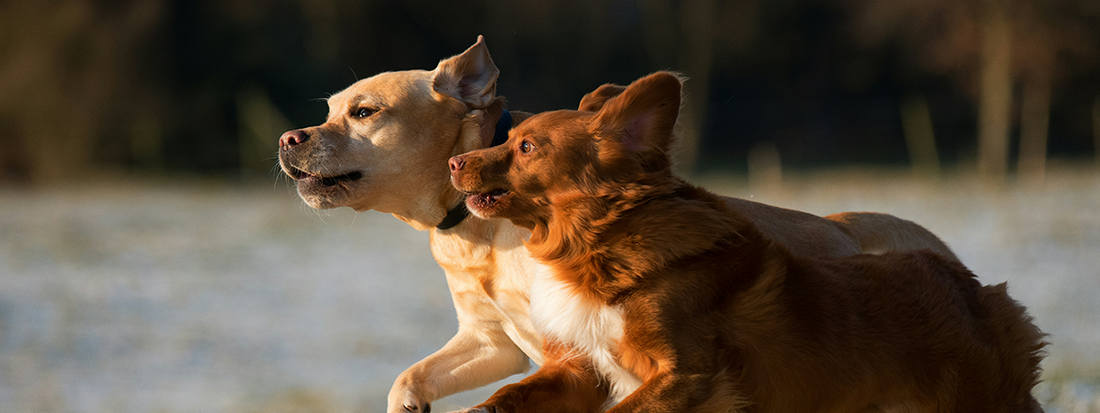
436,99,516,231
478,98,513,150
527,176,744,302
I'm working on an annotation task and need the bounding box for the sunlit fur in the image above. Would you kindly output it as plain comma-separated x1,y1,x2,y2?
530,264,642,407
452,72,1047,413
283,36,962,413
279,37,548,413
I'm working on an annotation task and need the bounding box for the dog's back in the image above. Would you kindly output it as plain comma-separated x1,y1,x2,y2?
534,183,1049,412
714,232,1046,412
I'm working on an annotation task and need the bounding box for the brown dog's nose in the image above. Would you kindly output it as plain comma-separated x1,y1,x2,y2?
448,156,466,172
279,130,309,150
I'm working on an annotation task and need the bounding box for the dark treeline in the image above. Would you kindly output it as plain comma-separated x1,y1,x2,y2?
1,0,1097,183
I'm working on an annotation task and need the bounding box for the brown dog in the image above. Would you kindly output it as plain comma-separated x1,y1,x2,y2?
278,37,958,413
449,72,1046,413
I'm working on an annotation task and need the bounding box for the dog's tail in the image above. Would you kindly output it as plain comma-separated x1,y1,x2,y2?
922,253,1047,412
825,211,958,261
978,281,1049,413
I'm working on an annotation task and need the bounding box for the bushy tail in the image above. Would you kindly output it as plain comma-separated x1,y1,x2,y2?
980,282,1049,412
825,211,958,261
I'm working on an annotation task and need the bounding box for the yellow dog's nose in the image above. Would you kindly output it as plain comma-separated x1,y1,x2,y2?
279,130,309,150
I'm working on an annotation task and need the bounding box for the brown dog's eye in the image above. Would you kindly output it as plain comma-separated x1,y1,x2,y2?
353,107,376,118
520,140,534,154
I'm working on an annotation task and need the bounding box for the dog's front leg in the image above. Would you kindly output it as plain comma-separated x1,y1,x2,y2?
604,371,744,413
454,346,608,413
388,324,530,413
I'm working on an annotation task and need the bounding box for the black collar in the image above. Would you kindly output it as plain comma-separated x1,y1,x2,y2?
436,109,512,230
435,201,469,230
492,109,512,147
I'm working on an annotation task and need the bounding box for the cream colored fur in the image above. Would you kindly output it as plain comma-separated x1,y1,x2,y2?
529,265,641,407
278,37,545,413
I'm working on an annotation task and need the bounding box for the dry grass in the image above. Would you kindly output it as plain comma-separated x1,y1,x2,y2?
0,165,1097,412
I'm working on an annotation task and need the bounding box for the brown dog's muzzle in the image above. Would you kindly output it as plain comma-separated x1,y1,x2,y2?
448,152,483,193
448,150,517,216
447,156,466,174
448,146,510,192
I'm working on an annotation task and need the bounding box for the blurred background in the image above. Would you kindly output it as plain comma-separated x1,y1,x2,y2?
1,0,1098,412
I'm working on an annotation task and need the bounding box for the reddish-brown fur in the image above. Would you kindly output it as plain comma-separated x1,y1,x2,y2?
476,340,612,413
450,72,1046,413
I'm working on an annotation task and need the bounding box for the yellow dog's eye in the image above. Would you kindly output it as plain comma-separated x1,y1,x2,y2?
520,140,534,154
353,107,376,118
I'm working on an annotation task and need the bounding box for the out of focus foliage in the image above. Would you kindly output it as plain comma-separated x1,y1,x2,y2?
1,0,1097,183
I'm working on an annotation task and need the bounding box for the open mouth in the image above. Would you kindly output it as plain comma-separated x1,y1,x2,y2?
466,188,510,211
287,166,363,187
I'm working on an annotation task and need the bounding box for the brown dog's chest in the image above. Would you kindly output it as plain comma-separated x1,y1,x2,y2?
529,267,647,405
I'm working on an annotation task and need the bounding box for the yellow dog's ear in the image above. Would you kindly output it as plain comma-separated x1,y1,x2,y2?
592,72,683,156
432,35,500,108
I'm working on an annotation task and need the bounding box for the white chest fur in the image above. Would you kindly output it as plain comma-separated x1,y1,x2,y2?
529,266,643,406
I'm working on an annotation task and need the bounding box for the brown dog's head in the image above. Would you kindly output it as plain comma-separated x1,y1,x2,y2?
449,72,682,229
277,36,503,229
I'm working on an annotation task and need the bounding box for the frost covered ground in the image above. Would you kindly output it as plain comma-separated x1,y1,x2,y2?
1,165,1097,412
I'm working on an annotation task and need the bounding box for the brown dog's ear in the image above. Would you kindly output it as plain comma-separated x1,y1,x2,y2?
578,83,627,112
592,72,682,155
432,35,499,108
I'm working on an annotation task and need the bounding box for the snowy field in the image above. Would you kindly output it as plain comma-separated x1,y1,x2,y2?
1,165,1098,412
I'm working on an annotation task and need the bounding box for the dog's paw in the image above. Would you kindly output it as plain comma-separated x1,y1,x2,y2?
396,402,431,413
448,407,496,413
388,389,430,413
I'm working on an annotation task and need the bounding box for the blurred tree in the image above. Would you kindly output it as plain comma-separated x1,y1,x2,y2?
977,2,1013,185
237,83,291,177
639,0,716,174
0,0,1094,183
846,0,1099,184
0,0,165,183
1095,96,1100,168
1012,0,1099,183
639,0,761,174
899,93,942,176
